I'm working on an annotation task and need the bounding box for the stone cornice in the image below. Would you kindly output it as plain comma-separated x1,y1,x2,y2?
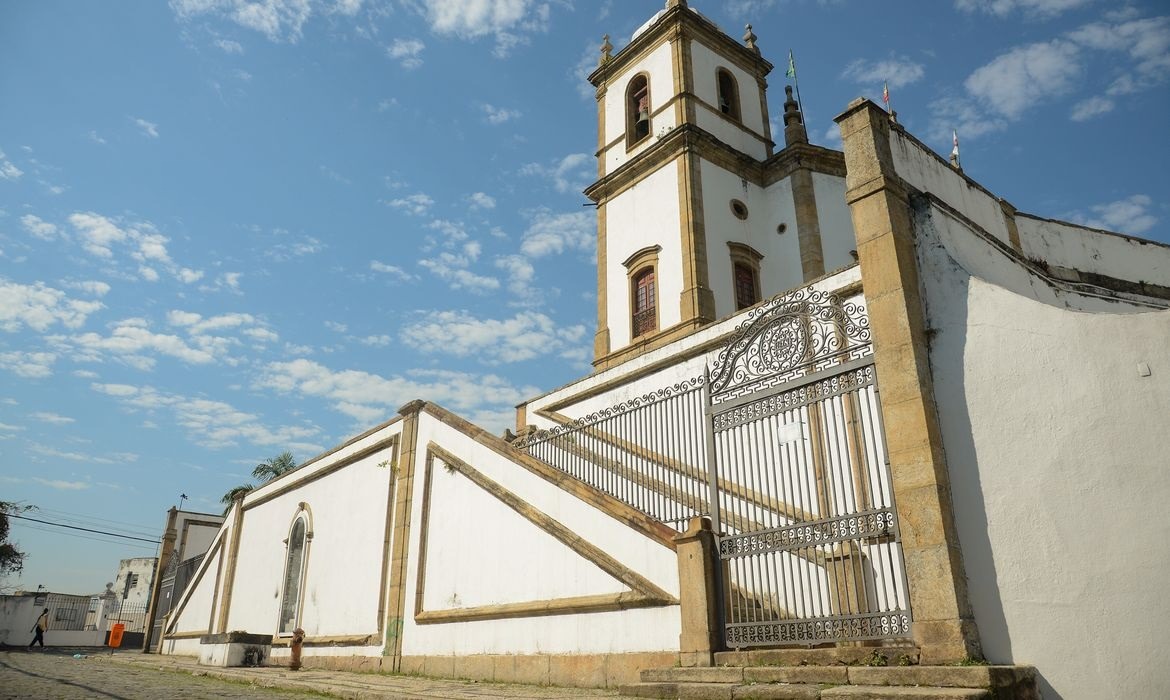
589,4,772,89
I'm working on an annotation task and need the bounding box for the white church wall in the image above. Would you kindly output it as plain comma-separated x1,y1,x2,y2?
164,521,229,639
601,41,677,176
179,520,220,563
919,205,1170,700
760,175,811,297
1016,214,1170,286
227,424,401,639
605,162,684,349
689,41,768,160
812,172,856,273
398,411,681,656
889,129,1012,247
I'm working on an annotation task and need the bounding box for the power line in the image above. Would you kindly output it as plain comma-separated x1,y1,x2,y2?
16,523,158,552
7,513,160,544
34,508,158,539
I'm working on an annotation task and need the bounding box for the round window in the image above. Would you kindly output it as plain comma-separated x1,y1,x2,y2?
730,199,749,220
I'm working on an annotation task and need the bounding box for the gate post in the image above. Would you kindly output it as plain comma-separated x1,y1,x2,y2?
835,98,982,664
675,517,720,667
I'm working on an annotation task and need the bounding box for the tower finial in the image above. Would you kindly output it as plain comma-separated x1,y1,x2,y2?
599,34,612,65
783,85,808,146
743,24,760,54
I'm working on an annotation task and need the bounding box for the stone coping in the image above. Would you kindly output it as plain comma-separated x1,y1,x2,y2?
199,631,273,645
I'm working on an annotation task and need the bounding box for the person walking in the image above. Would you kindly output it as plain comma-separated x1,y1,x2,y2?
29,608,49,649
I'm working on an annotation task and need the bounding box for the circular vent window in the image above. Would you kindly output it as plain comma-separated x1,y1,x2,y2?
730,199,749,220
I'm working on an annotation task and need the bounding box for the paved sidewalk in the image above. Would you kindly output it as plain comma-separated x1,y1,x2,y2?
101,650,644,699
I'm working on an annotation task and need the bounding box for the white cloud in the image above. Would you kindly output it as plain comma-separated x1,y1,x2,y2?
319,165,349,184
1070,95,1114,121
64,280,111,297
0,422,24,432
255,358,539,433
92,381,323,451
519,152,592,194
33,478,90,491
360,334,391,346
0,149,23,181
387,193,434,216
482,103,522,124
332,0,362,15
0,351,56,378
966,40,1082,120
171,0,314,43
58,314,263,369
20,214,59,240
426,218,469,246
0,279,103,333
954,0,1094,17
243,326,279,343
468,192,496,209
401,310,586,364
1072,194,1157,234
266,235,325,261
215,38,245,53
420,0,551,57
572,41,600,100
370,260,416,282
133,117,159,138
518,208,594,258
73,369,99,379
841,55,925,89
324,320,348,333
388,38,425,69
1071,16,1170,94
419,251,500,293
87,130,108,145
67,211,204,283
494,254,540,304
31,411,74,425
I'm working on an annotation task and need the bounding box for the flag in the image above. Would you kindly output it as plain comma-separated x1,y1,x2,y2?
882,81,889,106
951,129,960,158
786,50,796,79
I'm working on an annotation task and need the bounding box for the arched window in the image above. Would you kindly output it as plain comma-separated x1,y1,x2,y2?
623,245,661,339
626,74,651,147
278,513,309,634
716,68,740,122
632,268,657,337
728,242,764,311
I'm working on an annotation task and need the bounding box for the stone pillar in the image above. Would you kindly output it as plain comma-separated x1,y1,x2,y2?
215,496,247,634
834,98,981,664
142,507,178,652
675,517,720,667
383,399,425,671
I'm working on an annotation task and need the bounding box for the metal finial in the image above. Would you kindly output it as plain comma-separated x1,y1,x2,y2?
600,34,613,65
743,24,759,54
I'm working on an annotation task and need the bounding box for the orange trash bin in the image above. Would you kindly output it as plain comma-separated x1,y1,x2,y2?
108,623,125,648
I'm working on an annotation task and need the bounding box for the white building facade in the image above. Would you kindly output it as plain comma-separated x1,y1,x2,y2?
160,4,1170,698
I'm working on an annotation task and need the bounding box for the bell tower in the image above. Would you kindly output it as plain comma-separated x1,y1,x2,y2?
585,1,778,369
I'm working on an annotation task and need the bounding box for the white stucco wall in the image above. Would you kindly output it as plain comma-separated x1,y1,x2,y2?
889,130,1012,247
812,172,855,273
226,424,401,639
166,522,229,636
690,41,768,160
601,41,677,175
605,162,683,349
919,205,1170,700
399,411,681,656
113,557,156,607
1016,214,1170,287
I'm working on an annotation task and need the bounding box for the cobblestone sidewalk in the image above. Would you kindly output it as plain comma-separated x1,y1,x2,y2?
1,647,643,699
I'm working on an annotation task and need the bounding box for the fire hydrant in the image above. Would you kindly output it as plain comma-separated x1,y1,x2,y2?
289,628,305,671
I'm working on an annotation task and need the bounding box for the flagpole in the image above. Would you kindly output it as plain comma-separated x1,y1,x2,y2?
787,50,807,127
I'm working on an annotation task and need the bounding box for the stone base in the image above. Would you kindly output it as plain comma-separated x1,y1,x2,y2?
198,631,273,668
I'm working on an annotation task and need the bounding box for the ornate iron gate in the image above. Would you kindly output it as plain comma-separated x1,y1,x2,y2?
704,287,912,647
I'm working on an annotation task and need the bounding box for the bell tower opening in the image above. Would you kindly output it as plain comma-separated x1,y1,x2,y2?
626,74,651,147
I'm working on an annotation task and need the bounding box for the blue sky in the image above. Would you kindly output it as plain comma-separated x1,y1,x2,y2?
2,0,1167,594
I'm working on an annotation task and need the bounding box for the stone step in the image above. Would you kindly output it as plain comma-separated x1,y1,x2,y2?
715,647,920,667
619,683,991,700
639,666,1033,690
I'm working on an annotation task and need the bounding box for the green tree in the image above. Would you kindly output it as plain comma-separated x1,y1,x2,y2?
220,452,299,514
1,501,33,589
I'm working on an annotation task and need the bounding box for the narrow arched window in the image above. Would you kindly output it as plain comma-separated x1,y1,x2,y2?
717,69,741,121
632,267,657,337
278,516,307,634
626,74,651,147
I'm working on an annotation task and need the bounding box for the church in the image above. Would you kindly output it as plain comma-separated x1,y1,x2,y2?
154,3,1170,699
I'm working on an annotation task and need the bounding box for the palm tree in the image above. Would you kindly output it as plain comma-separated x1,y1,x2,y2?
219,452,299,514
252,451,298,482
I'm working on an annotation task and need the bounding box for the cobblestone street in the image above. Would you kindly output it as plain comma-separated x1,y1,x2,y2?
0,648,641,699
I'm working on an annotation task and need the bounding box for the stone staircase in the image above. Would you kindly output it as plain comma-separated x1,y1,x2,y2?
620,649,1038,700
